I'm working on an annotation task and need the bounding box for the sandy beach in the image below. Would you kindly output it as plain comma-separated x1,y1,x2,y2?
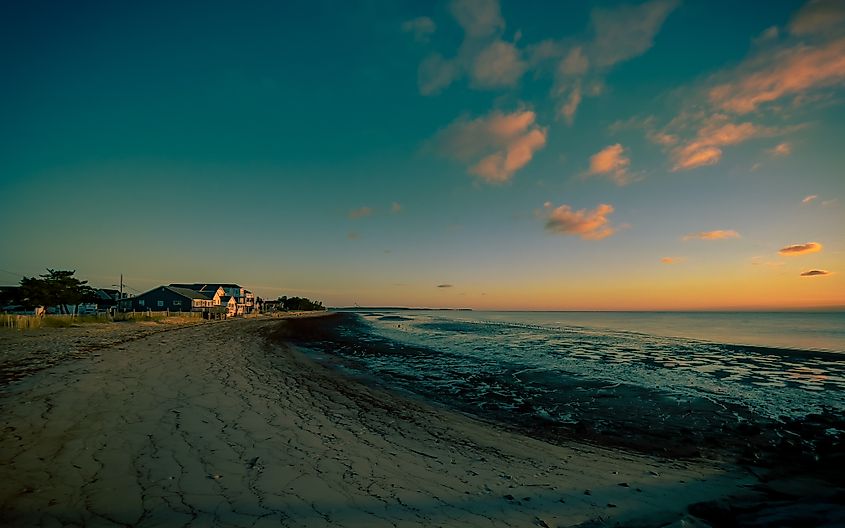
0,315,791,527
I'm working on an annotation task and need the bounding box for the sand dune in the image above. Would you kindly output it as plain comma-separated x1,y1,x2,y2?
0,316,754,527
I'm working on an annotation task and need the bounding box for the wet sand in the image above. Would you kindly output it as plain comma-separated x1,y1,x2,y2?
0,315,787,527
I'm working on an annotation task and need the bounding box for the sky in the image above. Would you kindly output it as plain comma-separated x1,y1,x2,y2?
1,0,844,310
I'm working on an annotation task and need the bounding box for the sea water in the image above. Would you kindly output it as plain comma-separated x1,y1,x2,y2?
345,311,845,422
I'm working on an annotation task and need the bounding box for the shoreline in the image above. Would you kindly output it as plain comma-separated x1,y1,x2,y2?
0,315,834,526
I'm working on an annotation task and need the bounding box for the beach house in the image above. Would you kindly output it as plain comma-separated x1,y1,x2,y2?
118,286,214,313
168,283,256,315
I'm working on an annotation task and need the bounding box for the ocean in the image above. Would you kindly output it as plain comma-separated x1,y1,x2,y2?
283,310,845,459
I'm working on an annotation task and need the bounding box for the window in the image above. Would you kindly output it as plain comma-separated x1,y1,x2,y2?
138,299,145,306
173,300,181,306
157,300,164,307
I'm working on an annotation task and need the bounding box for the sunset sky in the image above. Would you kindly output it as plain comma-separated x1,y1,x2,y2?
1,0,843,310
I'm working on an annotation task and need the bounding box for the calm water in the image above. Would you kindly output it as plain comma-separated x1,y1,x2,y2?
347,310,845,421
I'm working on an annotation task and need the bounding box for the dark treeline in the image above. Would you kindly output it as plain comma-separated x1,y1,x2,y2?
13,270,99,313
276,296,325,311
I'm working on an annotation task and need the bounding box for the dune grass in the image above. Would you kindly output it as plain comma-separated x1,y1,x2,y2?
2,311,200,330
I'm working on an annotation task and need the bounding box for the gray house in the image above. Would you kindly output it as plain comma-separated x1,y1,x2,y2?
118,286,213,312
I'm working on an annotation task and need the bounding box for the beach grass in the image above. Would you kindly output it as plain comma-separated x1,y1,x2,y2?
1,311,201,330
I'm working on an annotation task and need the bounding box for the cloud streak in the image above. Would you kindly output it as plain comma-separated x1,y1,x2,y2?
435,109,547,183
543,202,617,240
683,230,741,241
779,242,823,255
670,117,786,171
800,269,830,276
632,3,845,172
708,37,845,114
402,16,436,43
348,207,373,219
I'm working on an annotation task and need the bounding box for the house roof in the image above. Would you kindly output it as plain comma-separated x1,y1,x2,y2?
168,283,206,291
131,285,211,302
94,288,120,300
169,283,246,293
219,295,233,303
164,286,212,300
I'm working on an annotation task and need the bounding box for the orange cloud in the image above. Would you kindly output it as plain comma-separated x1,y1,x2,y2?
436,109,548,183
708,37,845,114
470,128,546,182
660,257,685,264
671,118,782,171
683,230,741,241
348,207,373,219
673,146,723,171
769,142,792,157
802,194,818,204
543,202,617,240
588,144,634,185
558,82,582,124
779,242,823,255
800,269,830,276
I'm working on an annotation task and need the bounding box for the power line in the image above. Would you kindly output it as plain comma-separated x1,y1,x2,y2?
0,268,24,279
123,283,143,293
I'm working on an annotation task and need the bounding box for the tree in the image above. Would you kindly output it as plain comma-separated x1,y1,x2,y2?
18,269,99,313
276,295,325,311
